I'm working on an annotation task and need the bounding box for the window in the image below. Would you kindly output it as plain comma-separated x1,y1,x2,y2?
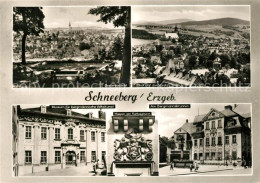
102,151,106,158
55,128,60,140
225,136,229,144
211,152,216,160
205,153,210,160
25,126,31,139
194,139,198,146
41,151,47,164
212,121,215,129
68,129,73,140
206,122,209,130
41,127,47,140
91,151,96,162
41,105,46,113
194,153,197,160
212,137,216,146
91,131,95,142
80,151,85,162
218,152,222,160
196,127,201,132
232,150,237,160
101,132,105,142
199,139,203,146
218,136,222,145
80,130,84,141
218,120,222,128
206,138,210,146
25,151,32,164
55,151,61,163
232,135,237,144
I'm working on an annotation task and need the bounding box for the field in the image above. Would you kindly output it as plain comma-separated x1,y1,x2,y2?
133,24,250,40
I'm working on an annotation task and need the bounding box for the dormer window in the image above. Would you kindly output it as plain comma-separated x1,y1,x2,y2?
41,105,46,113
66,109,72,116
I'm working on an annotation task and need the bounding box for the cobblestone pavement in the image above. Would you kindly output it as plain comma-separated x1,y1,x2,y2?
160,164,252,176
22,164,106,176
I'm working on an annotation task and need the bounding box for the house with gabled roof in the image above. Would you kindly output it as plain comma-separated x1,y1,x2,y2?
166,105,251,165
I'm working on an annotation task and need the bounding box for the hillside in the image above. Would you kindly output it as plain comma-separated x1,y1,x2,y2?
133,19,193,26
173,17,250,26
157,19,193,25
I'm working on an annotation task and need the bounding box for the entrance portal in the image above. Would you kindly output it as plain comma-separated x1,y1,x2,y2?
66,151,76,165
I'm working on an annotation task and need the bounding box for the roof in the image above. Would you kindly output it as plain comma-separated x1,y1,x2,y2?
163,73,201,86
132,78,157,85
165,33,179,39
175,122,196,134
220,109,238,117
20,106,105,123
241,113,251,119
193,114,207,123
22,106,86,117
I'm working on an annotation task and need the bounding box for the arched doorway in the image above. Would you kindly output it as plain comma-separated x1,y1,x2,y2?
66,151,76,165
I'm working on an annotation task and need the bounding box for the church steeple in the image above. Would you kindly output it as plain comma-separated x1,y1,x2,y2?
69,21,72,30
174,24,178,33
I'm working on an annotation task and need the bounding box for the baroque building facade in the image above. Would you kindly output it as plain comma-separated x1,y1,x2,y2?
167,105,251,165
13,105,106,176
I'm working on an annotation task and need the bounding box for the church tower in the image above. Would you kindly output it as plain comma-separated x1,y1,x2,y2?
69,21,72,31
174,24,178,33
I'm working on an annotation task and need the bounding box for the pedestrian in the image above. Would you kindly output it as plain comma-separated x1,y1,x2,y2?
170,161,174,170
96,159,99,170
93,160,96,174
243,159,247,169
194,162,199,172
190,164,193,172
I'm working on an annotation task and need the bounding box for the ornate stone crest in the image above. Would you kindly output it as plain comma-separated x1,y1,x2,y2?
114,131,153,161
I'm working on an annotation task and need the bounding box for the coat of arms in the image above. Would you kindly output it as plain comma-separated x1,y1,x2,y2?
114,130,153,161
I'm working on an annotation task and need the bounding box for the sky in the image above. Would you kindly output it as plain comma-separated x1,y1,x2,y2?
42,7,116,29
155,103,251,138
132,6,250,23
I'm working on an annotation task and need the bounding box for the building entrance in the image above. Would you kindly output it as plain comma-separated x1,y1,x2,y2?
66,151,76,165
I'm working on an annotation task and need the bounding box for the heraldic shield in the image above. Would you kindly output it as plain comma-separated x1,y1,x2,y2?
114,131,153,161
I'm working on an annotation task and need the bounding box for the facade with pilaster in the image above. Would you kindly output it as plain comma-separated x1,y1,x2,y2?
166,105,251,166
14,105,106,176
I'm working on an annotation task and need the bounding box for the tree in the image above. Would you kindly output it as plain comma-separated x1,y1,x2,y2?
13,7,45,64
220,54,230,67
89,6,131,86
79,42,92,51
189,55,197,68
112,36,123,60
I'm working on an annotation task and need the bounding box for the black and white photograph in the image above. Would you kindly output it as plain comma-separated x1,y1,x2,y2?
12,105,108,176
13,6,131,88
107,112,159,176
157,103,252,176
132,6,250,87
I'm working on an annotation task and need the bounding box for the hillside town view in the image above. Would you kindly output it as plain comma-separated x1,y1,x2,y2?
132,6,250,87
13,7,131,88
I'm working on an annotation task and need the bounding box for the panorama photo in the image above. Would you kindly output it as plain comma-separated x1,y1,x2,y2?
13,6,131,88
132,6,250,87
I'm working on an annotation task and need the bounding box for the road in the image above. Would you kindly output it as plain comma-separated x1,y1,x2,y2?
160,164,252,176
22,164,106,176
